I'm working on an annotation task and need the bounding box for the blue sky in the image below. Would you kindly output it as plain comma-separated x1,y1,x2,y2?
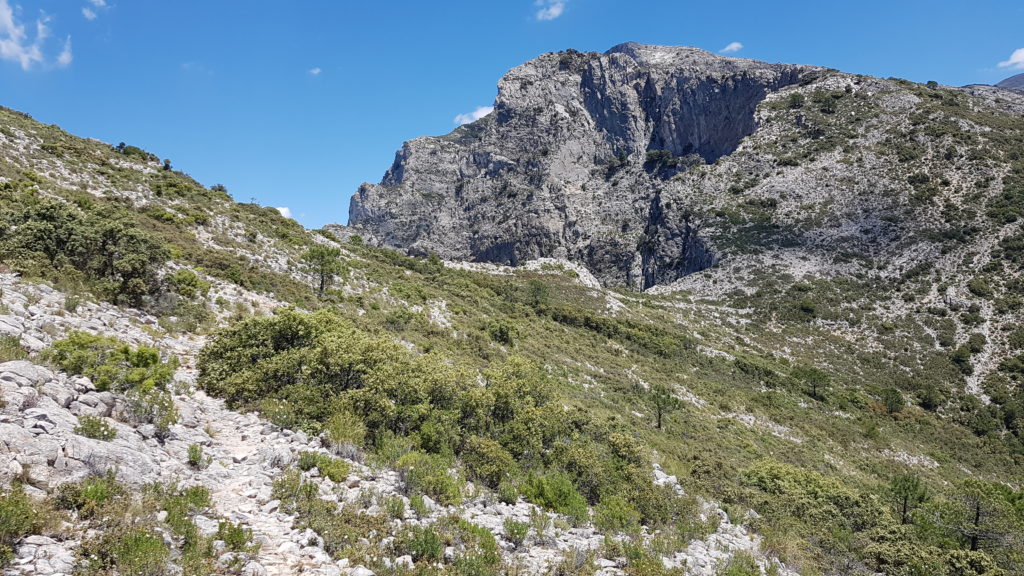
1,0,1022,228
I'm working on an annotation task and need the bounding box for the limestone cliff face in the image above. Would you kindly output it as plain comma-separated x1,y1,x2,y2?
348,43,817,289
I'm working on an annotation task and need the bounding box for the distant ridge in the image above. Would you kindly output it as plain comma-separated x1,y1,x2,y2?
997,72,1024,92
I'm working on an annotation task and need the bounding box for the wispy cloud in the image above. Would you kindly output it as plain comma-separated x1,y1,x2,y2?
998,48,1024,71
309,67,321,76
0,0,69,70
56,36,71,67
82,0,108,21
181,61,214,76
454,105,493,126
719,42,743,54
275,207,293,219
535,0,565,21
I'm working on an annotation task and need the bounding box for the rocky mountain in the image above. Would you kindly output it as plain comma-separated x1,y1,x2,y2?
4,45,1024,576
998,72,1024,92
349,43,817,289
349,43,1024,296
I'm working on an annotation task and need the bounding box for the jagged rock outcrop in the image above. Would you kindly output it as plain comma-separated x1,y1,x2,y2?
348,43,818,289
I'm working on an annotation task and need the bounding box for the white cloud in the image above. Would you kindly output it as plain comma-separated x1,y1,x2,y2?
454,105,494,125
309,67,321,75
720,42,744,54
275,207,293,219
998,48,1024,70
0,0,47,70
535,0,565,21
56,36,71,67
82,0,108,21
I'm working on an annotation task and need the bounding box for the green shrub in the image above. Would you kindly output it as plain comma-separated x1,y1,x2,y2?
486,319,518,345
880,387,905,415
126,382,179,437
74,415,117,441
0,484,43,566
967,277,993,298
142,483,212,550
167,269,210,299
296,451,350,482
462,436,517,488
409,494,429,517
187,444,205,469
296,451,319,471
445,516,502,574
717,551,760,576
401,525,445,563
521,472,589,525
503,518,529,549
53,472,124,519
94,529,170,576
497,480,518,505
324,410,366,448
383,495,406,519
47,332,176,392
216,520,257,553
0,185,168,306
397,451,462,505
594,495,641,533
0,336,27,362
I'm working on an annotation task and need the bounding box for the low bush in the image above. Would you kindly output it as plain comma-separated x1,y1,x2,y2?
47,332,176,392
216,520,257,553
85,528,170,576
74,415,117,441
462,436,517,488
0,484,45,566
594,495,641,533
296,451,350,482
396,451,463,505
186,444,205,469
53,472,124,519
0,336,26,362
521,472,589,525
503,518,529,549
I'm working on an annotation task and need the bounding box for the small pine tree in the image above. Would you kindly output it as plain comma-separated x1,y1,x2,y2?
302,245,345,297
889,472,928,525
650,384,680,430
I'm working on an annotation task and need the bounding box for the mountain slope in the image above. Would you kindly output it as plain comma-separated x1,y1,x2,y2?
348,43,1024,301
3,47,1024,576
998,72,1024,92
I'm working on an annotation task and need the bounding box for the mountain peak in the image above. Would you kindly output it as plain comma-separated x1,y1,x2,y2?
997,72,1024,92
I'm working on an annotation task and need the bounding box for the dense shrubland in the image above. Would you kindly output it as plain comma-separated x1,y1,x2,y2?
197,309,706,537
196,302,1024,575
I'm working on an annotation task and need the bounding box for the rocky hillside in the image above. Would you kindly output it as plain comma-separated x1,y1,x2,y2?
3,45,1024,576
349,43,816,289
348,43,1024,299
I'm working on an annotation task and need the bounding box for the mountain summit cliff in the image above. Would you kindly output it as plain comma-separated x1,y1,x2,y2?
348,44,818,289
